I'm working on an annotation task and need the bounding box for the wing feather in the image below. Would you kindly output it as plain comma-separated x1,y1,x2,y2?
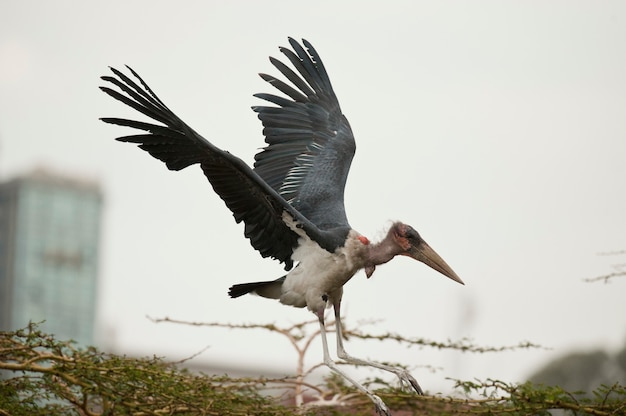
101,66,345,269
253,38,355,230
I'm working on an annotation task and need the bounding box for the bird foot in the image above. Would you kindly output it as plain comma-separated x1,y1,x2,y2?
395,369,424,395
307,390,391,416
370,394,391,416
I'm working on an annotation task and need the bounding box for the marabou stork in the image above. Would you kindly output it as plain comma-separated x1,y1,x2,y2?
100,38,463,415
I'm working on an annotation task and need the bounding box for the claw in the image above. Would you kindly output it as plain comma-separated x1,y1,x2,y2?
394,368,424,395
372,394,391,416
407,374,424,395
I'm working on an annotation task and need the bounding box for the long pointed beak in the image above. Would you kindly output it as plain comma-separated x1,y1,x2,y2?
408,241,464,285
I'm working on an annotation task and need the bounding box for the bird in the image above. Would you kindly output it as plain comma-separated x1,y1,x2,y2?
100,37,463,415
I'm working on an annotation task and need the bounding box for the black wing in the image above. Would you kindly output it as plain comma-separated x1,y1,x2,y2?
100,65,346,270
253,38,355,230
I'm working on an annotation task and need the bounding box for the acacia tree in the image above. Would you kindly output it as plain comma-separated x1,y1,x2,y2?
1,321,624,415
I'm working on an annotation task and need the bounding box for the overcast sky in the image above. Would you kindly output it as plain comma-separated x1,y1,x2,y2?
2,1,625,393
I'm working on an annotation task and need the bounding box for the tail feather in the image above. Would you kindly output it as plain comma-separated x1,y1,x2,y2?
228,276,285,299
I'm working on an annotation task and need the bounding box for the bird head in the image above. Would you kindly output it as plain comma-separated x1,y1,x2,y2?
366,222,463,284
395,222,463,284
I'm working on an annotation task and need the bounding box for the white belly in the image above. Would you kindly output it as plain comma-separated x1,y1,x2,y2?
279,228,368,314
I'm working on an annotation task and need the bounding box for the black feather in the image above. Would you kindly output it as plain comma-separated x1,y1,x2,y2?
253,39,355,230
101,39,354,273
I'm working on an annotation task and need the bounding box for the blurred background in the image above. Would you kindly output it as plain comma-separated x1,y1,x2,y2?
1,0,625,393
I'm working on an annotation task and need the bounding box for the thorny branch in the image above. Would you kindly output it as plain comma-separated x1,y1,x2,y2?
2,322,625,415
585,250,626,283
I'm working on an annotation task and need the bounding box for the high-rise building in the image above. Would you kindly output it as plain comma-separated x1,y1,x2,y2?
0,169,102,346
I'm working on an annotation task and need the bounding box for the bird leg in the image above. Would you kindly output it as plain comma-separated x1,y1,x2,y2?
317,309,391,416
333,301,424,395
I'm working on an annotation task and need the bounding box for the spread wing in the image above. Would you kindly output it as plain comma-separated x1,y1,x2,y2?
253,38,355,230
100,63,347,270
